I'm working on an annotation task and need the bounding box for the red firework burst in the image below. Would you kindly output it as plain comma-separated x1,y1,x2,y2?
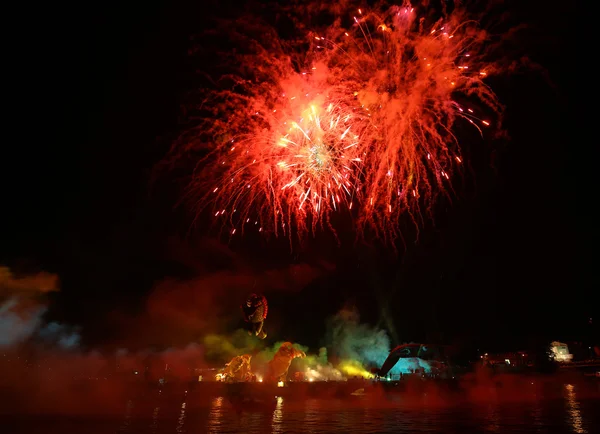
314,1,502,241
168,0,502,243
177,66,370,237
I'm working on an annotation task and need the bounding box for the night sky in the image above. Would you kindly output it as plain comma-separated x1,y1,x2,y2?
2,1,593,354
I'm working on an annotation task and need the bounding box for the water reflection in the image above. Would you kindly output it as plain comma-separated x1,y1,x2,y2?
118,399,134,433
271,396,284,433
150,407,160,433
564,384,586,434
363,407,383,433
59,385,598,434
176,402,187,433
530,398,543,431
484,404,501,433
207,397,224,433
303,398,319,427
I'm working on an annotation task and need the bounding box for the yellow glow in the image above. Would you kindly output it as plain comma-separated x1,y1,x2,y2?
277,381,285,387
337,360,374,379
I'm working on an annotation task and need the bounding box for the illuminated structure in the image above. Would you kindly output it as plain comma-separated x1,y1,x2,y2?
377,343,448,377
550,341,573,362
480,351,531,367
216,354,254,382
265,342,306,382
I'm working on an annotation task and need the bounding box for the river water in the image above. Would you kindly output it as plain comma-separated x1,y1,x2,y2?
4,380,599,433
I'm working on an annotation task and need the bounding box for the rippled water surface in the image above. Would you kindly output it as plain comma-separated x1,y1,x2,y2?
5,381,599,433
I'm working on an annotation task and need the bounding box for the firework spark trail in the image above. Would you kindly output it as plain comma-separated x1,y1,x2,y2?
313,1,502,241
170,1,502,243
187,70,369,238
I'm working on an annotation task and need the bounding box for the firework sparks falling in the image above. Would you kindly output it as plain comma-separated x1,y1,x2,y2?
169,1,502,243
313,1,502,240
193,75,369,237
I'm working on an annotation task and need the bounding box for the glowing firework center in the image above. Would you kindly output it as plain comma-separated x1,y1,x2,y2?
308,143,330,171
278,102,362,214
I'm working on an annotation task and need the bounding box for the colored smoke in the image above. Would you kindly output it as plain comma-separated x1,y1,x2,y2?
325,307,432,375
302,347,345,381
0,266,80,349
1,263,432,392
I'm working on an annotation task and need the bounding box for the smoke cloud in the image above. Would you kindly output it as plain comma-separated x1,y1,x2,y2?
2,265,595,418
101,236,329,349
0,297,46,347
0,266,79,348
0,256,330,414
324,307,433,375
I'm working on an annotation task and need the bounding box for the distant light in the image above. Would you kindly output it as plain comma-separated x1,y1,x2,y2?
277,381,285,388
134,371,138,375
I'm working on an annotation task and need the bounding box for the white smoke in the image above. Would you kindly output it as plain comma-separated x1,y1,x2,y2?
0,266,80,349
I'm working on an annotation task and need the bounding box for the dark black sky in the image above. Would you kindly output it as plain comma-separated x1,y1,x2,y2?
2,1,594,352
